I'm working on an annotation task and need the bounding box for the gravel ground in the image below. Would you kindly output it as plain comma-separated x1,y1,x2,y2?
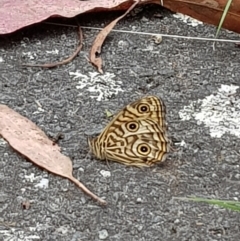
0,4,240,241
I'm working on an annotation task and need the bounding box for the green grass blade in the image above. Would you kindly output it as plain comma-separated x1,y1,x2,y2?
216,0,233,37
176,197,240,212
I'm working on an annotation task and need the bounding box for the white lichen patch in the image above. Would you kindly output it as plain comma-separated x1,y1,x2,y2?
100,170,111,178
70,71,123,101
24,173,36,182
35,178,49,189
46,49,59,54
22,51,37,60
0,230,41,241
173,13,203,27
179,84,240,138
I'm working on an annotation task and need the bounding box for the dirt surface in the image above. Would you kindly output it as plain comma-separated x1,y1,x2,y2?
0,4,240,241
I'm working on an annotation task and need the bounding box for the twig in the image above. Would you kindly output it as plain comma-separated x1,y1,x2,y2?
22,26,83,68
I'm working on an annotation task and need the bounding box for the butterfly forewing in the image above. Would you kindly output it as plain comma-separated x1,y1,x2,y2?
89,96,170,167
127,96,167,131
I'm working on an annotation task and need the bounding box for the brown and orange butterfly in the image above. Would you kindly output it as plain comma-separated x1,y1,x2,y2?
88,96,170,167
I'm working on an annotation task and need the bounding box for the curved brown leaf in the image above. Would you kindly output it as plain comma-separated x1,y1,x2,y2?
89,1,139,73
0,104,106,205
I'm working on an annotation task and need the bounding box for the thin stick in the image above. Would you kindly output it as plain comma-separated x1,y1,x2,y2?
22,26,83,68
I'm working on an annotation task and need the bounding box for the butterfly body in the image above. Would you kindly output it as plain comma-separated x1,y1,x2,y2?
89,96,170,167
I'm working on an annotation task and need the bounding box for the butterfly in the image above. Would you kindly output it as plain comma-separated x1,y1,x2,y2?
88,96,170,167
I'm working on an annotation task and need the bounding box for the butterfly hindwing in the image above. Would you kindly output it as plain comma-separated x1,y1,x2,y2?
103,118,169,167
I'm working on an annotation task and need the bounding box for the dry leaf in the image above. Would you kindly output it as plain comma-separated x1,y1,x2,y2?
0,0,139,35
0,104,106,205
1,0,240,35
89,0,139,73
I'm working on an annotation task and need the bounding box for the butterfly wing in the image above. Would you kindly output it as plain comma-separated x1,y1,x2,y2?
126,96,167,131
103,118,170,167
104,95,167,133
89,96,170,167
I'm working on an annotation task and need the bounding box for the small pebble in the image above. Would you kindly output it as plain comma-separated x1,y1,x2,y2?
141,17,148,22
235,173,240,179
99,229,108,240
152,35,162,45
174,219,180,224
212,173,217,178
136,197,143,203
